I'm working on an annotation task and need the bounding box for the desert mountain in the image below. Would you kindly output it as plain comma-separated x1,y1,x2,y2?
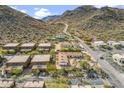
0,5,62,44
48,5,124,41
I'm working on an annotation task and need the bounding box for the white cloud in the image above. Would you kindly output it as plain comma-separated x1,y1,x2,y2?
34,8,39,10
34,8,52,19
20,10,27,13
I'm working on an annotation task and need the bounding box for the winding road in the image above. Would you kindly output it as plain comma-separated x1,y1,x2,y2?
62,22,124,88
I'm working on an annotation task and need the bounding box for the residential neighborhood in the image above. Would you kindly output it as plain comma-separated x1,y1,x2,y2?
0,37,114,88
0,5,124,88
0,24,124,88
0,23,124,88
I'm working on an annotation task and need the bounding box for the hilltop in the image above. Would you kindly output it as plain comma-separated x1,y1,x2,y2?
0,5,63,44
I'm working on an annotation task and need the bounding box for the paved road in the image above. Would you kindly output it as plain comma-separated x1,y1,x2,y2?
62,23,124,88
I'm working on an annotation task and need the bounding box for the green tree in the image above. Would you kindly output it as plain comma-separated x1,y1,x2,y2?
11,75,17,79
11,67,23,76
74,71,84,77
27,50,40,55
80,61,89,70
47,64,56,71
114,45,122,50
8,50,16,54
0,55,6,61
55,77,68,84
0,71,2,76
0,49,8,54
61,48,81,52
50,49,56,63
57,69,65,75
32,69,40,76
47,64,57,76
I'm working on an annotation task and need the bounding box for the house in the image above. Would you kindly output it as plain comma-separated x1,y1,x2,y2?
92,41,106,47
22,80,45,88
56,35,66,41
37,43,51,52
56,54,69,68
0,79,15,88
107,41,121,47
31,55,50,71
55,42,73,51
119,41,124,47
62,52,82,59
3,43,20,51
6,55,31,71
56,52,82,69
20,43,36,52
112,54,124,66
60,42,73,48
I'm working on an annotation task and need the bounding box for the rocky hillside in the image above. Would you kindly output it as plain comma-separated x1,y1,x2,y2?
51,6,124,41
0,5,62,44
1,5,124,44
42,15,60,21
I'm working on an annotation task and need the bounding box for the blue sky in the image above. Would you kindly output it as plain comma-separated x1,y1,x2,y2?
9,5,124,19
9,5,79,19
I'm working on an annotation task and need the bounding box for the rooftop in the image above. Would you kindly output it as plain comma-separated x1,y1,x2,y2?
23,81,44,88
38,43,51,47
93,41,106,46
94,41,104,43
60,42,73,47
31,55,50,62
93,41,106,44
7,55,30,63
20,43,35,47
32,65,47,69
57,52,82,64
107,41,116,43
58,54,68,63
113,54,124,58
0,80,15,88
56,35,65,38
108,41,120,45
59,52,82,56
4,43,20,47
119,41,124,45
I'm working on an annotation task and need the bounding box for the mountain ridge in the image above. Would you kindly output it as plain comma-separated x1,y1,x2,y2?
0,5,62,44
47,5,124,41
